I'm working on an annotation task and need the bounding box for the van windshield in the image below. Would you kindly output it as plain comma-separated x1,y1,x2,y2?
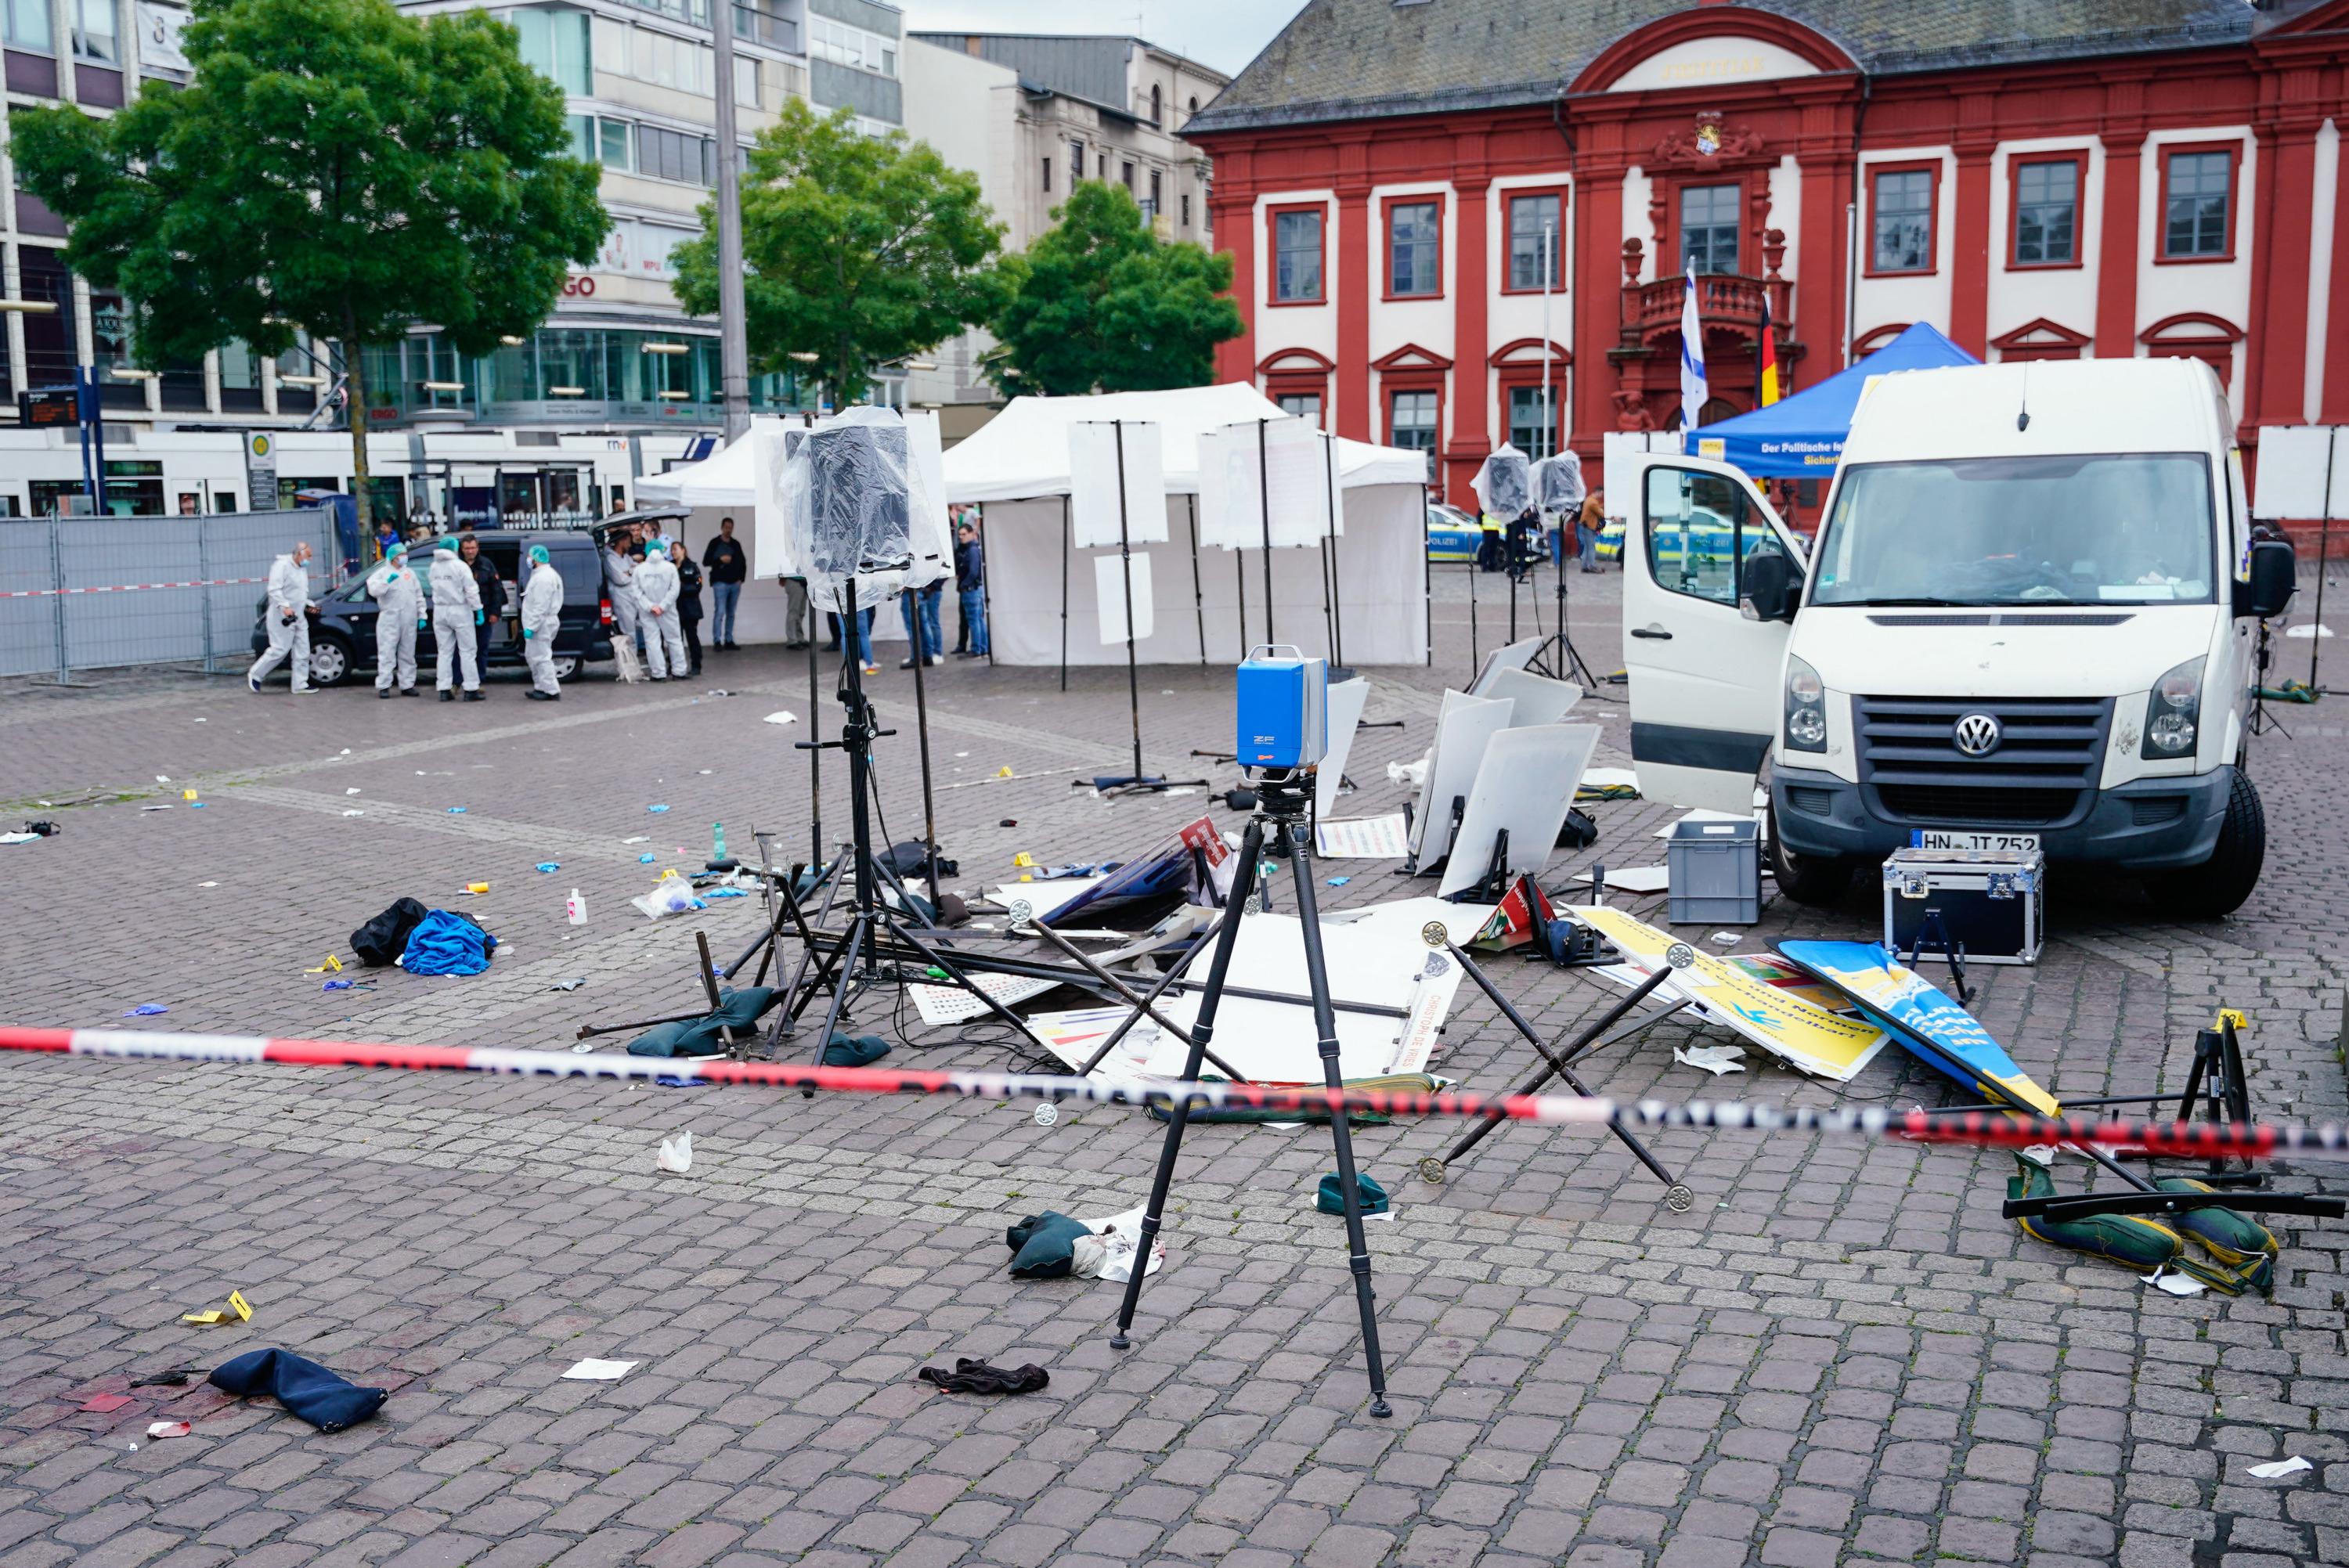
1810,452,2216,607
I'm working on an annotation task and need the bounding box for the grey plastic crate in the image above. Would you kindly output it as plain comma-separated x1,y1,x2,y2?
1665,817,1762,925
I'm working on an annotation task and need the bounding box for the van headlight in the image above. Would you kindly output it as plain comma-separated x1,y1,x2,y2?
1784,655,1828,753
2143,656,2203,759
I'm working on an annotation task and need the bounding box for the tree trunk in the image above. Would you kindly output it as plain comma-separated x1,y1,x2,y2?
341,300,373,539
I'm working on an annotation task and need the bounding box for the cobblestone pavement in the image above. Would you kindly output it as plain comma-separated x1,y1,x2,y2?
2,562,2345,1568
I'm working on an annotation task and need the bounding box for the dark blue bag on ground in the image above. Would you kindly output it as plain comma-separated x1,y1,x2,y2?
210,1349,386,1433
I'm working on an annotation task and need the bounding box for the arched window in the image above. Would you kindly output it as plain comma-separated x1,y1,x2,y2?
1188,96,1198,117
1150,84,1161,126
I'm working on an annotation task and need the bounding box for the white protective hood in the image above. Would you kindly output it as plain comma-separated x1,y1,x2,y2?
943,383,1427,502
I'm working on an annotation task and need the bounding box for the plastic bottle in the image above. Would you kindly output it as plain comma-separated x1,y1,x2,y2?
712,822,727,863
566,889,587,925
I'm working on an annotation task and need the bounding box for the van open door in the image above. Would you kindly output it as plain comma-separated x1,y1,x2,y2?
1622,454,1805,813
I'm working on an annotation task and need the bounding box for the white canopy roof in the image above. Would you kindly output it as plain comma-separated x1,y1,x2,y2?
945,383,1427,501
635,430,757,508
637,385,1431,508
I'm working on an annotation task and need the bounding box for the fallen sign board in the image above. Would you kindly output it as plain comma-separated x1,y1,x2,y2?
1003,816,1236,927
1574,905,1889,1082
1315,813,1409,859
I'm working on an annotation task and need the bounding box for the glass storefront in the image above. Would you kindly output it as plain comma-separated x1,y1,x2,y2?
357,326,815,427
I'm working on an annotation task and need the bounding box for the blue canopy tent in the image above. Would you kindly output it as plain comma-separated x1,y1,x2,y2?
1696,323,1979,478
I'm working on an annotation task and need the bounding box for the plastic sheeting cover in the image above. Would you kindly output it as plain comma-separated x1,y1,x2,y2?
1533,451,1586,514
1472,445,1532,518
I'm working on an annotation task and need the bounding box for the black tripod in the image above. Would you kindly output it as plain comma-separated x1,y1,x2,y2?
777,577,1051,1064
1110,764,1395,1418
1526,506,1605,691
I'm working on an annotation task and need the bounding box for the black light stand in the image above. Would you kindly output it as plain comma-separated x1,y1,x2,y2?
776,578,1055,1065
1110,765,1395,1418
1093,420,1177,795
1526,502,1604,692
899,579,944,907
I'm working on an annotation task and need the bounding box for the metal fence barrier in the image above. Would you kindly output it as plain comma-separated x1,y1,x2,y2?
0,513,344,681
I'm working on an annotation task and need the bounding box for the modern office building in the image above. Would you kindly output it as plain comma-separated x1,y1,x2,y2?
2,0,911,469
1186,0,2349,506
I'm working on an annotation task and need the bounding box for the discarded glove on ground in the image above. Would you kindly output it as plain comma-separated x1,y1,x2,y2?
916,1358,1049,1395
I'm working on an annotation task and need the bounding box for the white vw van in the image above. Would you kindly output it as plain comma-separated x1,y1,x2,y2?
1622,358,2297,917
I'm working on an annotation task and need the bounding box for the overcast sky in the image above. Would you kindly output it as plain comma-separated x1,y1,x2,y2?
897,0,1308,78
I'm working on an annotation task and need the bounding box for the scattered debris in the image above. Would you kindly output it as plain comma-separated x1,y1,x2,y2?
446,807,467,814
1674,1044,1748,1077
536,862,560,873
655,1130,694,1173
648,804,670,813
2142,1269,2206,1296
561,1359,637,1382
80,1393,132,1413
461,881,488,896
916,1359,1049,1396
210,1348,384,1432
345,788,361,795
303,956,343,974
144,1422,192,1440
550,977,586,991
122,1004,169,1018
2247,1457,2314,1480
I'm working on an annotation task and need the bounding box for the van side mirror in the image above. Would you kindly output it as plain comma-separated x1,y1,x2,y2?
1740,550,1801,622
2235,538,2297,619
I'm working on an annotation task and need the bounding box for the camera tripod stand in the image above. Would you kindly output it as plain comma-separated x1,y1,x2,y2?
1109,763,1395,1418
1525,518,1606,693
772,577,1054,1064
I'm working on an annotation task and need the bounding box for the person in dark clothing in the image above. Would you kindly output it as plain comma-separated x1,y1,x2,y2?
701,518,747,649
457,534,503,687
954,521,987,657
672,540,705,676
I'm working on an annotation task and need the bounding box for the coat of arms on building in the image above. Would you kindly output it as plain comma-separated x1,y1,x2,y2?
1651,110,1763,167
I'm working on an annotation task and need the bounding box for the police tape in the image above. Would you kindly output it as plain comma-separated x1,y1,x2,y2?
0,575,273,599
5,1026,2345,1162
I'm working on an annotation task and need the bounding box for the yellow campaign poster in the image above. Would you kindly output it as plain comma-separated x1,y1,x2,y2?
1573,907,1889,1082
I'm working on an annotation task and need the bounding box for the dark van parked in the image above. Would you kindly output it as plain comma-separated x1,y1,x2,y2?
251,530,614,687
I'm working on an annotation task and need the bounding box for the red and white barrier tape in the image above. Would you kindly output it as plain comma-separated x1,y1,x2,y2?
0,575,272,599
2,1027,2344,1162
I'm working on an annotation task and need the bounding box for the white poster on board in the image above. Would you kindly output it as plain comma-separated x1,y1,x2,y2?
2252,425,2347,520
1196,421,1266,550
1262,417,1327,548
1069,420,1169,547
1095,551,1155,644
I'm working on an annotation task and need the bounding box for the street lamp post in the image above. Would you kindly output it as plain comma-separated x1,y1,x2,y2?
709,0,750,442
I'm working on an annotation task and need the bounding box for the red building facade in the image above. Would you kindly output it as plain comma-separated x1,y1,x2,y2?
1185,0,2349,507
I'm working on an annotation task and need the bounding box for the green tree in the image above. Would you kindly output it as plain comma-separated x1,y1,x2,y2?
12,0,607,531
673,100,1005,406
988,182,1242,395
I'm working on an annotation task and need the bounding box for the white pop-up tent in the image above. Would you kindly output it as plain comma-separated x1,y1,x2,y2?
944,384,1431,669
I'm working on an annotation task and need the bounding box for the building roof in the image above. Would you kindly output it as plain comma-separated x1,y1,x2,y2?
907,32,1229,121
1185,0,2258,135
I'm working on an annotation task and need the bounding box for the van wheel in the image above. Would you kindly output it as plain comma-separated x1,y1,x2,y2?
1766,807,1856,907
2145,769,2265,919
550,655,580,681
306,634,352,688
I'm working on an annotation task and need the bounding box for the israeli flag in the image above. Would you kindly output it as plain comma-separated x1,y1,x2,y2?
1679,261,1708,433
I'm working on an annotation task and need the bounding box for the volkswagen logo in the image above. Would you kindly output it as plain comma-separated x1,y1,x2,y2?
1952,712,2002,756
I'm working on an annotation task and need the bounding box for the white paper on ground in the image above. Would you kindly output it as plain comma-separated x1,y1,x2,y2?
1411,690,1514,865
2284,623,2334,639
1068,420,1170,547
562,1359,639,1381
1386,756,1429,790
1083,1203,1166,1282
1673,1044,1747,1076
2139,1269,2206,1297
1315,677,1371,819
1151,898,1477,1083
909,971,1060,1025
762,711,798,725
2246,1456,2314,1479
1438,723,1603,898
1481,666,1583,728
1570,865,1672,894
1315,813,1411,859
1095,551,1155,644
655,1130,693,1174
1027,1005,1165,1080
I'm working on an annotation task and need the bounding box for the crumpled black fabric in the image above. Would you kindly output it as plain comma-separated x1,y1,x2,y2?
916,1357,1049,1395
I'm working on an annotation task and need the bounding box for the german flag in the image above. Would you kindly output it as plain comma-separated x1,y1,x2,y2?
1758,294,1782,407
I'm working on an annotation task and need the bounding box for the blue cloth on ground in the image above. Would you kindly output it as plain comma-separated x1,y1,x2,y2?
1005,1212,1090,1278
1316,1172,1390,1215
209,1349,387,1432
822,1033,889,1067
625,986,779,1057
400,910,498,975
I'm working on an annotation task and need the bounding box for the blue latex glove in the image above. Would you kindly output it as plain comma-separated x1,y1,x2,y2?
418,617,428,629
473,609,484,625
522,626,534,640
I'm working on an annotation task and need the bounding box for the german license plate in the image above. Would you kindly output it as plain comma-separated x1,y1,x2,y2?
1912,829,2041,853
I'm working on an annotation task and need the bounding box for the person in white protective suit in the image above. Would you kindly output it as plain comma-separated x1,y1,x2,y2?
633,535,688,681
366,540,424,697
427,535,485,701
603,534,641,648
520,543,565,701
247,539,316,693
